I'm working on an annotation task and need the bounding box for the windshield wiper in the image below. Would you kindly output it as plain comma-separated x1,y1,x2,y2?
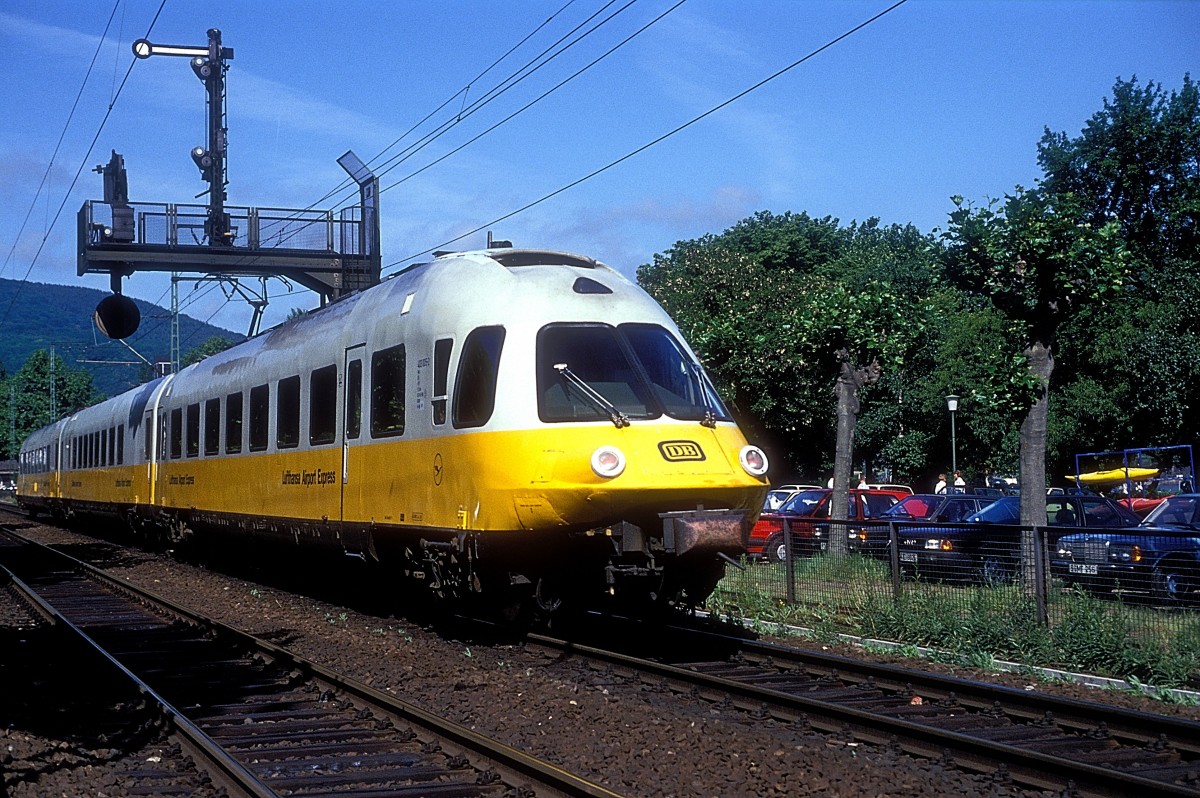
686,359,719,428
554,364,630,428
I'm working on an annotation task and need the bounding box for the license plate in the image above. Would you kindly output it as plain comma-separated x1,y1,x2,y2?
899,552,918,563
1068,563,1098,575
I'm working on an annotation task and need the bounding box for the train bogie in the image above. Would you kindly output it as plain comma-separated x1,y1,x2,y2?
18,249,769,614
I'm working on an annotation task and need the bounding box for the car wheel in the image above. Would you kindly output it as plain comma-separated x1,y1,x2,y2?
977,555,1014,586
1151,563,1196,605
764,533,797,563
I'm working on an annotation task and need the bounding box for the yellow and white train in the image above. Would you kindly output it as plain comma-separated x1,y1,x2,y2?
18,248,769,613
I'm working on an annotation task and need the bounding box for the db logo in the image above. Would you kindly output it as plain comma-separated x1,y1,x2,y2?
659,440,705,462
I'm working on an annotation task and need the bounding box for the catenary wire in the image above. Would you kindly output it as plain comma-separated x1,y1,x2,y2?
302,0,583,213
263,0,635,246
376,0,685,198
0,1,124,282
0,0,170,333
387,0,910,270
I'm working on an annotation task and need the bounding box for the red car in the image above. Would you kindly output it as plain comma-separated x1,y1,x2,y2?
749,488,909,561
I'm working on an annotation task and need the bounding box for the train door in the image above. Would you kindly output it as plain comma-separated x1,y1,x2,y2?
341,344,365,522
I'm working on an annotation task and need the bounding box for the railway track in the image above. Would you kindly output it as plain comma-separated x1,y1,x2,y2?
523,615,1200,798
0,524,621,798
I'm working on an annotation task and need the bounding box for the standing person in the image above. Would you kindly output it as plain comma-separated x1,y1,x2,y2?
953,470,966,492
935,473,947,494
856,474,868,489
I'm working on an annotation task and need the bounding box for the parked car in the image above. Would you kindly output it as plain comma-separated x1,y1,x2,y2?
1114,476,1196,517
866,483,913,495
749,488,907,562
762,484,821,511
846,493,996,560
896,495,1140,585
1052,493,1200,604
883,493,994,523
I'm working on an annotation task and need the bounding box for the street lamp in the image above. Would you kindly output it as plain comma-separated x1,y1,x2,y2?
945,394,960,477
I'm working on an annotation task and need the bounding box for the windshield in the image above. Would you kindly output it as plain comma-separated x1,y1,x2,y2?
537,323,731,423
884,495,936,519
779,490,828,516
1142,495,1200,528
970,497,1019,524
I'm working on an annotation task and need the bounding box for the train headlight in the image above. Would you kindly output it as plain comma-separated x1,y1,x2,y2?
591,446,626,478
738,445,769,477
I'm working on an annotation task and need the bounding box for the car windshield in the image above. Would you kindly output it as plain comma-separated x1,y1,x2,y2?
537,323,731,423
1141,495,1200,528
970,497,1020,524
779,490,828,516
884,495,936,519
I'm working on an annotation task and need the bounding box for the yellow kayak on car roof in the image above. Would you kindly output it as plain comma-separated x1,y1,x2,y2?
1067,467,1160,484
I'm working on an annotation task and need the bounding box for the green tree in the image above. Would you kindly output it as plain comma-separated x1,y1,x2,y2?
182,336,236,367
1038,75,1200,459
1,349,101,458
941,188,1128,585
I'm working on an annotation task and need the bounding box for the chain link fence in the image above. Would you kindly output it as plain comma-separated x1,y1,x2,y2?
714,519,1200,687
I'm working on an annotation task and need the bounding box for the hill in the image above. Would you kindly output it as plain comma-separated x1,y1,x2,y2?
0,277,243,398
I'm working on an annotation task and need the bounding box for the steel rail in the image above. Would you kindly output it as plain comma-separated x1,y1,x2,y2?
1,559,275,798
525,626,1200,798
0,526,623,798
675,622,1200,751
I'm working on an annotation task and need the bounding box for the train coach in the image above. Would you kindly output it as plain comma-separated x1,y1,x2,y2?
18,248,769,616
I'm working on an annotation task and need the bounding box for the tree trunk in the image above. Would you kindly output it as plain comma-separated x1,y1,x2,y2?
1018,337,1053,586
829,351,880,556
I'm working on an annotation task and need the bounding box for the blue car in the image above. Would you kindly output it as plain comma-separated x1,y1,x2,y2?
1053,494,1200,604
896,495,1139,585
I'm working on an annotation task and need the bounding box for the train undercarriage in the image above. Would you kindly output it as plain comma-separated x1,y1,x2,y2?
21,496,749,622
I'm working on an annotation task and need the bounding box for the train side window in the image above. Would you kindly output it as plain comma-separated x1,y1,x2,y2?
370,344,406,438
433,338,452,426
99,429,107,467
186,403,201,458
144,413,153,461
109,427,116,466
346,359,362,440
170,408,183,459
226,392,243,454
309,364,337,445
277,376,301,448
204,399,220,456
117,424,124,466
90,431,97,467
249,385,269,451
453,326,505,429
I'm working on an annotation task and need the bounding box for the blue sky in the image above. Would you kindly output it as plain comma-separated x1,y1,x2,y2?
1,0,1196,344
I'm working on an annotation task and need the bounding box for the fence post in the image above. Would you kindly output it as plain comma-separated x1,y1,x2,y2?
888,521,902,602
783,518,796,605
1032,524,1049,626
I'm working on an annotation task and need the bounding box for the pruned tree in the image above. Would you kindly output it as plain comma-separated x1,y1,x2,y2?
941,188,1128,582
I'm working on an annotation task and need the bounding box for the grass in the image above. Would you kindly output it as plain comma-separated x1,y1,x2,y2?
708,554,1200,689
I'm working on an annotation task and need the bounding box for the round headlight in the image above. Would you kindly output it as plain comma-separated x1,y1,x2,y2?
590,446,626,478
739,445,769,477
